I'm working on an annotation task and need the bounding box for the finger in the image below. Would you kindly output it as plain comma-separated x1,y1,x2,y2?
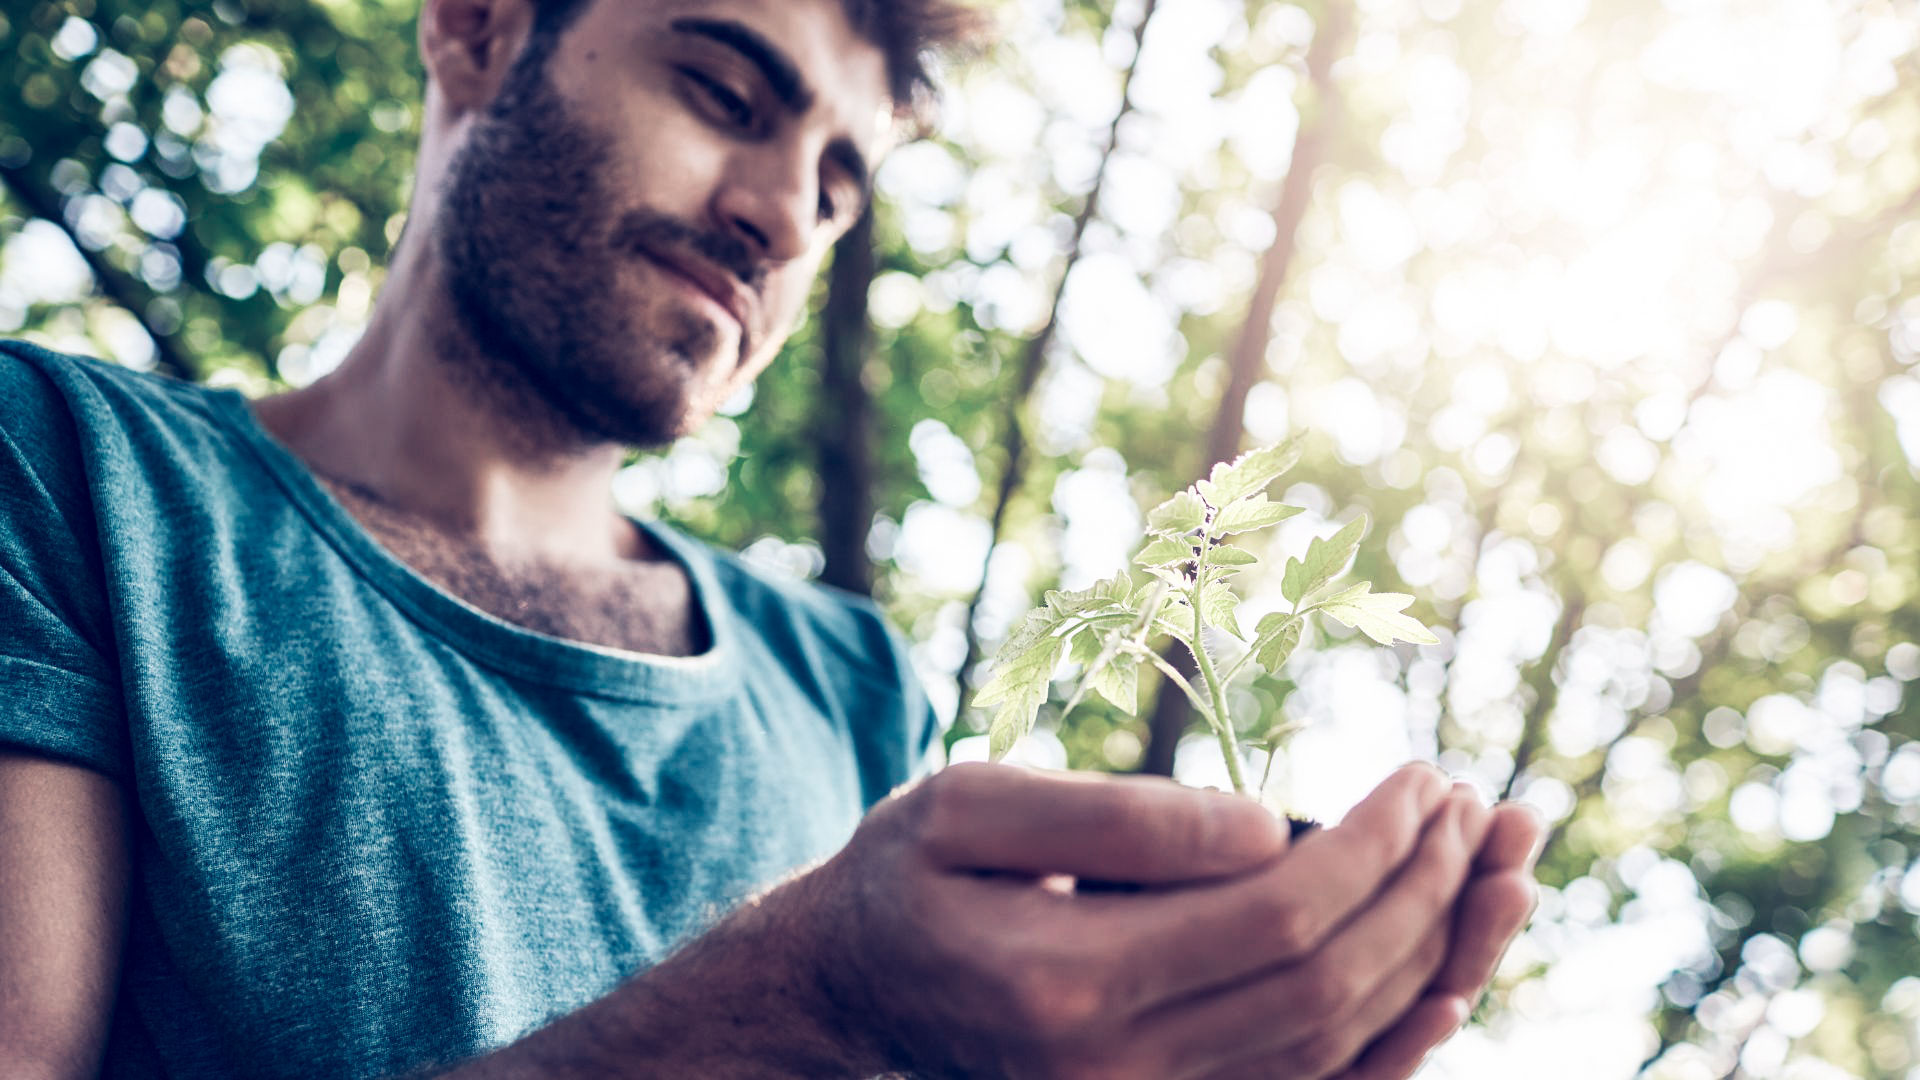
1331,993,1470,1080
1088,762,1453,1007
914,762,1291,882
1473,803,1546,872
1139,795,1476,1074
1219,907,1453,1080
1432,868,1537,999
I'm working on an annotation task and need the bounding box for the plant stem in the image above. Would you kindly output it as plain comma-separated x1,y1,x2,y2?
1190,629,1247,794
1187,542,1248,794
1139,648,1215,722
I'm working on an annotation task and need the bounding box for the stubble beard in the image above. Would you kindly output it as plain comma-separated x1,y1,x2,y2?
434,43,746,453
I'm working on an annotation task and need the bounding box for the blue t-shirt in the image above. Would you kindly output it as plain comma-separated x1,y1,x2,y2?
0,341,939,1078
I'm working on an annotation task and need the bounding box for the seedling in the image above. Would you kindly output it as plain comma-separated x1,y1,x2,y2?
975,442,1438,798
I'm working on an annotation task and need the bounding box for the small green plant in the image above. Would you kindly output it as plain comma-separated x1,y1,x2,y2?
975,442,1438,798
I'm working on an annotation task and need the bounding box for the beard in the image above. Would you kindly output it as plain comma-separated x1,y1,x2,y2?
434,43,763,451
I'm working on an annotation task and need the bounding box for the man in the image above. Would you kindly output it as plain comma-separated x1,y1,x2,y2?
0,0,1545,1076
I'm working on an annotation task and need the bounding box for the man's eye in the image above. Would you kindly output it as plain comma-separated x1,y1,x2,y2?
682,68,753,129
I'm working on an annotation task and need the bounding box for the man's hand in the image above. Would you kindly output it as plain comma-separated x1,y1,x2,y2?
440,762,1534,1080
794,760,1483,1079
1323,800,1546,1080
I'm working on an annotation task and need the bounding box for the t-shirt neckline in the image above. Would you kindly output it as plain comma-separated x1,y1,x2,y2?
205,385,738,706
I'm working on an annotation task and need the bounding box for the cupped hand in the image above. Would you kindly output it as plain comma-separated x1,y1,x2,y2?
1317,798,1547,1080
797,761,1474,1079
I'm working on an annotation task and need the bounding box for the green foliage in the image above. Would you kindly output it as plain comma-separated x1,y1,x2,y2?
981,444,1435,794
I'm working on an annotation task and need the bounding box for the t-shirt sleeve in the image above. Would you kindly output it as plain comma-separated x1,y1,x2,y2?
852,613,944,804
0,350,129,777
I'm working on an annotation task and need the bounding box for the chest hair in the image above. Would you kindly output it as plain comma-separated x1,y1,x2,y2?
320,479,707,657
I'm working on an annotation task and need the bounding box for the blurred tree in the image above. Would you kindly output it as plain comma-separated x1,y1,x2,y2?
8,0,1920,1075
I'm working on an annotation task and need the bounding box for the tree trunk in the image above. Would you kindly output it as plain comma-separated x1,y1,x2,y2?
816,205,879,596
1142,3,1350,776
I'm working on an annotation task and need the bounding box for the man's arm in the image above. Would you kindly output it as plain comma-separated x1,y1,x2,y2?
432,762,1476,1080
6,755,1525,1080
0,749,132,1080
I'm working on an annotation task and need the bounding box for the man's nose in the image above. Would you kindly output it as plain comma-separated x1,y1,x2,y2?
712,149,817,266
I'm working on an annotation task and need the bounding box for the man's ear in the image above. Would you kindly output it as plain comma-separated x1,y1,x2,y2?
419,0,539,113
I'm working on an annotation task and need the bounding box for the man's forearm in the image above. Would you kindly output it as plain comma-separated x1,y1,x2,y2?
422,876,884,1080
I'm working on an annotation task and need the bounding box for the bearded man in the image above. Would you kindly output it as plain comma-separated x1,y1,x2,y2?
0,1,1544,1077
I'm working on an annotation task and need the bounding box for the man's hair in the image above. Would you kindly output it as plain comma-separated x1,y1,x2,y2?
523,0,988,120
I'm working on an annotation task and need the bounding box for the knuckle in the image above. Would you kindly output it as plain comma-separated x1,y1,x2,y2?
1003,957,1109,1040
911,765,986,851
1296,956,1362,1025
1260,892,1317,958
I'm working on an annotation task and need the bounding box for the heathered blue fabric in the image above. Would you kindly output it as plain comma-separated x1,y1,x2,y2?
0,341,939,1078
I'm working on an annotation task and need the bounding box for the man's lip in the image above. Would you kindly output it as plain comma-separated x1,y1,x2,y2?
638,247,750,334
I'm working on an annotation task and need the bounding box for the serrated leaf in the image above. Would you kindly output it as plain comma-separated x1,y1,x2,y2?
1208,544,1259,566
988,711,1026,760
1147,489,1208,535
1043,574,1135,621
989,604,1060,674
1302,579,1371,611
1068,625,1105,667
978,608,1077,761
1084,653,1140,714
1200,580,1243,639
1136,534,1197,569
1203,564,1247,585
1320,591,1440,646
1151,605,1198,650
1251,616,1303,674
1282,556,1308,605
1194,443,1304,508
1144,564,1190,588
1092,573,1137,604
1283,515,1367,604
1212,496,1303,536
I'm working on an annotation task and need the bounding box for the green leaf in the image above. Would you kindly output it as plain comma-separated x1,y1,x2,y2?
1135,534,1197,569
1195,442,1303,508
1250,613,1304,674
1200,580,1244,639
1202,544,1257,585
1151,605,1198,651
1068,625,1104,667
978,607,1076,760
1212,495,1304,536
1093,573,1137,604
1043,574,1134,620
1144,564,1190,588
1208,544,1259,566
1146,489,1208,535
1320,591,1440,646
1302,579,1370,611
1084,653,1140,714
1283,515,1368,604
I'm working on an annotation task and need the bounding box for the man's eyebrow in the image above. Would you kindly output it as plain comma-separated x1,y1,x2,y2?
670,17,813,113
669,16,875,209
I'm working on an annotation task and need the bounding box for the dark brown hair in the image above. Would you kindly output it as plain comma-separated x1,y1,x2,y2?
525,0,989,120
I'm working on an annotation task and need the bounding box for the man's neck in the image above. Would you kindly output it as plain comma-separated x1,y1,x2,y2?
249,241,642,567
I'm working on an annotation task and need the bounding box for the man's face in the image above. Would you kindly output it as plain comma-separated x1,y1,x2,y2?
436,0,893,449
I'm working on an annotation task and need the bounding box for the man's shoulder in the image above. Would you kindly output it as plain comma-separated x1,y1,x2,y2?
0,340,223,439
